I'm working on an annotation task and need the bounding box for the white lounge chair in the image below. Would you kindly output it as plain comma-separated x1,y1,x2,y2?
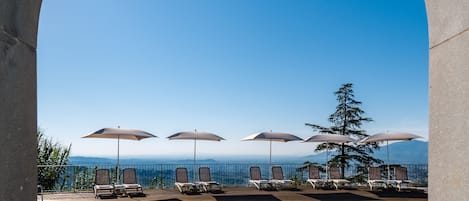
389,166,413,191
328,167,351,190
248,166,273,190
306,165,324,189
93,169,114,198
122,168,144,196
270,166,296,190
37,185,43,201
174,168,198,194
197,167,222,193
367,166,387,191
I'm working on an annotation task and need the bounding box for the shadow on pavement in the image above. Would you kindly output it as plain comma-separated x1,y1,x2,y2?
302,192,379,201
97,194,117,199
369,189,428,198
214,194,281,201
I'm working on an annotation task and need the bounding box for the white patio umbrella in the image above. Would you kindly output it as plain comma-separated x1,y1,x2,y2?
82,127,157,182
359,132,422,180
167,129,225,180
303,134,355,180
241,131,303,175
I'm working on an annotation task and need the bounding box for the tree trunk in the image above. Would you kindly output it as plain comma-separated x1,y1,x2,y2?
340,90,348,178
341,143,345,178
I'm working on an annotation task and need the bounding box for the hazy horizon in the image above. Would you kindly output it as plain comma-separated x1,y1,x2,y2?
69,140,428,165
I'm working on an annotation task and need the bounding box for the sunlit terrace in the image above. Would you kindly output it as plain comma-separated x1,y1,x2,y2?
39,187,428,201
37,163,427,201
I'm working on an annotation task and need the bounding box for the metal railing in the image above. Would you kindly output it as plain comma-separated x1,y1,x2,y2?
37,163,427,192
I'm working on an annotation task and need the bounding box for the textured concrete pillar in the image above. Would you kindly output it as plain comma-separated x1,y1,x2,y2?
0,0,41,200
426,0,469,200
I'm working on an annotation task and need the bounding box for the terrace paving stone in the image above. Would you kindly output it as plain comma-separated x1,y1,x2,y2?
38,187,427,201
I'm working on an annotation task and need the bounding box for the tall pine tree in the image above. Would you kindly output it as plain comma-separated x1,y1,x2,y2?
305,83,382,179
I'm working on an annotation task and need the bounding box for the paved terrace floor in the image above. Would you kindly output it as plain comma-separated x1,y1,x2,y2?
39,186,428,201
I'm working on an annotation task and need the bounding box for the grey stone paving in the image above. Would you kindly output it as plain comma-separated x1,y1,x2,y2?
38,186,427,201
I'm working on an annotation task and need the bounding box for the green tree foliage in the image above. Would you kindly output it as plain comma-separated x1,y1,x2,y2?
37,129,72,190
305,83,382,179
73,166,96,191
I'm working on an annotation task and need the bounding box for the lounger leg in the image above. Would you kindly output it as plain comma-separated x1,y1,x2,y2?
253,183,260,190
176,185,182,193
308,181,315,189
38,185,43,201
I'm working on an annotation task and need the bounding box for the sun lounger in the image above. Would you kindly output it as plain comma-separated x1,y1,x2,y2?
174,167,198,194
122,168,144,196
367,166,387,191
248,166,273,190
94,169,114,198
328,167,351,190
270,166,296,189
37,185,43,201
307,165,324,189
197,167,222,193
389,166,413,191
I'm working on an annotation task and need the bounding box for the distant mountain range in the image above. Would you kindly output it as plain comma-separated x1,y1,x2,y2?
69,156,219,165
70,140,427,165
302,140,428,164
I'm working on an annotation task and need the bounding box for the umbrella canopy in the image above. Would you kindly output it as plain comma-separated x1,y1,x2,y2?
304,134,355,143
359,132,422,143
82,127,157,183
359,132,422,180
303,134,355,180
241,131,303,142
167,131,225,141
167,130,225,181
83,127,157,140
242,131,303,176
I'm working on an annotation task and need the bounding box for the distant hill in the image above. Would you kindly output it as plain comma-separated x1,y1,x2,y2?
372,140,427,163
173,159,217,163
69,156,115,165
302,140,427,164
69,156,219,165
69,141,427,165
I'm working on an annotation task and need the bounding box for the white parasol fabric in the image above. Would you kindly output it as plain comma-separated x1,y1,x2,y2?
359,132,422,180
304,134,355,180
242,131,303,176
167,130,225,181
359,132,422,143
82,127,157,183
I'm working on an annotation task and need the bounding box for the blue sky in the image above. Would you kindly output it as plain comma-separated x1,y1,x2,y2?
37,0,428,159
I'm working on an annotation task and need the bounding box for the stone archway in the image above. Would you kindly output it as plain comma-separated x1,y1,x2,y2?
0,0,41,201
1,0,468,200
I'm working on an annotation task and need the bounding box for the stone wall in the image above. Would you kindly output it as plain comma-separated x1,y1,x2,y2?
0,0,41,200
426,0,469,200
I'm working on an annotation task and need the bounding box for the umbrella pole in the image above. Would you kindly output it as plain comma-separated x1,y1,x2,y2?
387,140,390,181
326,143,329,181
269,139,272,178
117,136,120,184
193,131,197,182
